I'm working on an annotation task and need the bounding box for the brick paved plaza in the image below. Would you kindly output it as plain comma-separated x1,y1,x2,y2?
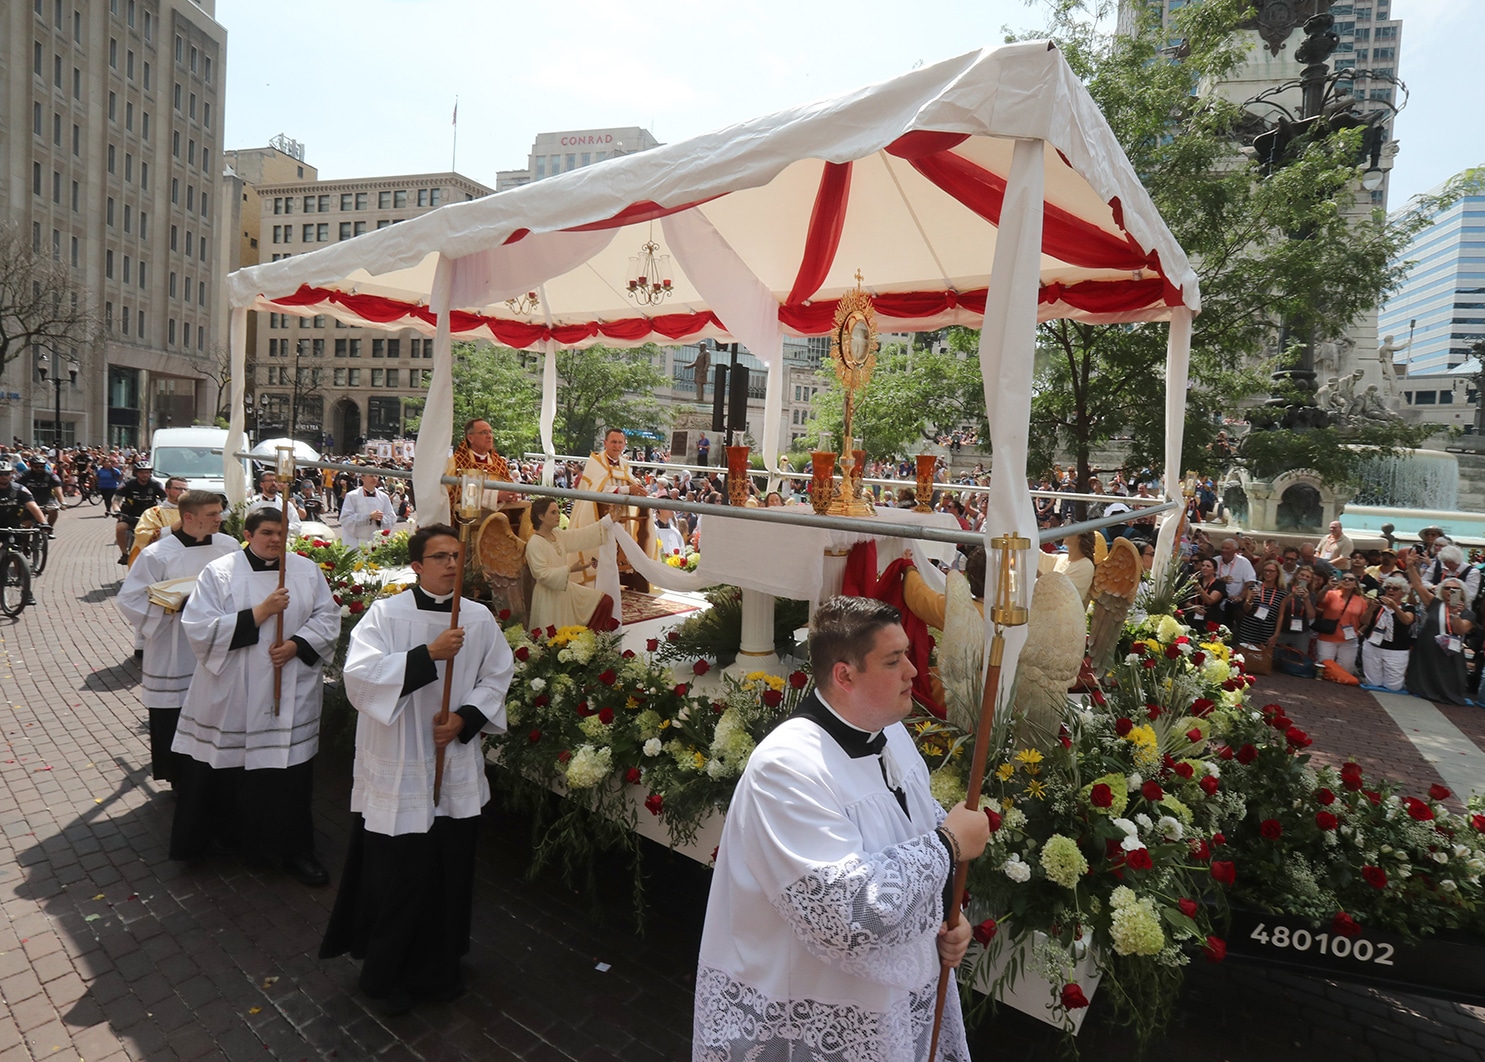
2,508,1483,1061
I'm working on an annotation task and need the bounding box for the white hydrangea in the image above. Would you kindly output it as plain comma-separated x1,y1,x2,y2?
529,677,547,693
564,745,612,790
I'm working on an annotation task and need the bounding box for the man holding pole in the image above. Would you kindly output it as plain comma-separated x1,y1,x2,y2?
321,523,512,1015
169,508,340,885
693,596,989,1061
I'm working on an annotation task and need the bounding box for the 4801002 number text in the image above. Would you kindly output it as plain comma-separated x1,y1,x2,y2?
1249,923,1395,965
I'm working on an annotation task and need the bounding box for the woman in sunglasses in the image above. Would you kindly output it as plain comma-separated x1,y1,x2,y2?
1314,570,1369,676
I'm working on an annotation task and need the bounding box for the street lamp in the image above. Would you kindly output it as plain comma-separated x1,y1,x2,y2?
36,349,79,456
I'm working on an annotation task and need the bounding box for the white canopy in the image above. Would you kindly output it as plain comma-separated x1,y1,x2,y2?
224,40,1199,693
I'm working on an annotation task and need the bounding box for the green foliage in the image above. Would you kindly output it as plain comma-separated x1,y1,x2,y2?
655,585,810,664
553,343,670,456
1238,421,1433,484
814,338,988,460
403,341,541,455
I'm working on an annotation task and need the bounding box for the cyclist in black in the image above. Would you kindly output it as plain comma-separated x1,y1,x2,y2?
0,467,46,605
19,459,63,531
115,462,165,565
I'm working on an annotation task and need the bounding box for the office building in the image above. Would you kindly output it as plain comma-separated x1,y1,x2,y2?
2,0,228,448
234,163,491,448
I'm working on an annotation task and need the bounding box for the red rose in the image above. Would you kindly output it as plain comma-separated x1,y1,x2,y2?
1134,642,1148,656
1199,776,1219,797
789,671,809,689
599,669,617,686
546,626,558,638
1259,818,1282,840
348,601,365,614
625,767,642,785
973,919,998,946
1429,783,1452,801
644,793,664,817
576,701,593,718
712,701,726,715
557,750,572,764
1089,783,1113,809
350,584,365,595
1174,761,1195,780
1315,811,1339,831
1316,787,1335,806
1141,658,1158,670
1060,983,1090,1010
762,689,784,708
1210,860,1236,886
1185,727,1203,743
1203,936,1227,963
1114,717,1134,737
646,637,659,652
1331,911,1362,938
1211,832,1226,845
528,729,541,744
674,683,689,697
1218,745,1234,761
515,646,530,662
1190,651,1207,667
333,594,343,605
984,809,1003,832
1285,726,1311,749
1091,689,1107,706
599,708,615,725
1237,745,1258,765
1147,704,1163,720
1340,763,1364,790
1404,797,1434,822
1472,814,1485,832
1059,726,1072,750
1363,789,1381,806
1189,838,1211,861
1361,865,1387,889
1191,698,1214,717
498,608,511,621
533,693,549,708
1178,897,1199,918
622,649,636,660
666,631,680,643
1125,848,1153,871
1141,780,1164,802
1165,645,1181,660
1206,621,1220,633
692,658,712,676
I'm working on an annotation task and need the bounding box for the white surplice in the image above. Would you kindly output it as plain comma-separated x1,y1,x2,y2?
116,531,241,709
174,550,340,769
341,589,512,836
694,704,968,1062
245,493,303,537
338,488,396,549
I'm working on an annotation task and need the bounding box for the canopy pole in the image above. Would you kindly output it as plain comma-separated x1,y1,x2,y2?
974,137,1044,702
539,283,558,487
223,306,250,508
411,255,455,526
1154,304,1194,578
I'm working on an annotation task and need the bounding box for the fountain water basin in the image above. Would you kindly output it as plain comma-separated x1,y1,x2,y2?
1343,449,1485,546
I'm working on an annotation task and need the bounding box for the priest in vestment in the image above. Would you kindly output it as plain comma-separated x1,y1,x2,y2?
694,597,990,1062
570,428,656,588
339,472,397,550
321,523,512,1015
116,490,239,783
125,476,185,566
444,418,518,516
170,508,340,885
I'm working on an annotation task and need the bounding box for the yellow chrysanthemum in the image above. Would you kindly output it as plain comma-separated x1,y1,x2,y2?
1026,779,1048,800
996,762,1017,782
1014,748,1045,766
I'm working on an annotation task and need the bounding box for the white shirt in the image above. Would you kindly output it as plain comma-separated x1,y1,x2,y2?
1216,554,1256,599
246,493,302,537
339,487,396,549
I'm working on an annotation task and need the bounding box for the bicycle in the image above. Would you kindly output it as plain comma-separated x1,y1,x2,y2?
0,529,37,617
26,521,50,576
63,474,100,508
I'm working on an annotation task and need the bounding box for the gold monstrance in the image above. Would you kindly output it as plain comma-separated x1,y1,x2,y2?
826,272,879,517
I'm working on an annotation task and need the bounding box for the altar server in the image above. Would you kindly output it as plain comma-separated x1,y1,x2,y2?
321,523,512,1015
247,470,303,537
116,490,239,783
694,596,990,1062
339,472,397,550
170,508,340,885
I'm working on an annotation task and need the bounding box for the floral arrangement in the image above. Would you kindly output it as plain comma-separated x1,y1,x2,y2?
663,546,701,572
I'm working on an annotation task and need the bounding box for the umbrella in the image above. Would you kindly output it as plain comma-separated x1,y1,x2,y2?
249,438,321,463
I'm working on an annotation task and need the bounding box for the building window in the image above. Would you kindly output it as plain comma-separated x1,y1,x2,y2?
334,368,347,386
190,45,197,73
349,340,361,358
371,339,385,358
169,319,176,344
110,38,117,68
418,189,428,207
371,368,384,387
171,178,179,204
125,153,133,181
378,191,391,209
386,369,399,388
430,188,442,206
109,92,116,121
348,369,361,386
143,61,150,90
107,250,115,278
71,181,79,212
394,190,408,208
168,271,175,296
335,339,347,358
141,162,149,190
354,221,366,236
107,197,115,226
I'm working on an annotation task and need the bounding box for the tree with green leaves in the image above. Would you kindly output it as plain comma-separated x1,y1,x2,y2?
812,332,989,460
552,343,669,456
404,341,541,455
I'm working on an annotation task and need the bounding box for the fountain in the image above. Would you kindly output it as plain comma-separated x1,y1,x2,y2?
1352,450,1459,511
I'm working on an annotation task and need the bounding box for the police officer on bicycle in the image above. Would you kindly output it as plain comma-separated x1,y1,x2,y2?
19,458,63,532
0,467,46,605
115,462,165,565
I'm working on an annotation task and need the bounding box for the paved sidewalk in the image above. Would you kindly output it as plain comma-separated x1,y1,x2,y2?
0,509,1481,1060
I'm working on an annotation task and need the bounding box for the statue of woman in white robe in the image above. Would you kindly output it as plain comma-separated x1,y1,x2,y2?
526,497,615,631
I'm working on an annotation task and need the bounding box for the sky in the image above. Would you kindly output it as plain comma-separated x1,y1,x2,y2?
215,0,1480,209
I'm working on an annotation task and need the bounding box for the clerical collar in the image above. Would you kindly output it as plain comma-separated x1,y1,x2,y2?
161,501,178,511
173,528,211,548
792,690,884,757
244,548,280,571
411,585,454,612
364,489,376,496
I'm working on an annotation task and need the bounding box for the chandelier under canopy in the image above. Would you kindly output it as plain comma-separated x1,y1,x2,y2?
626,224,672,306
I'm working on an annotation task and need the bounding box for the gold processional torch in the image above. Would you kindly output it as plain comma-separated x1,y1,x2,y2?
928,531,1032,1060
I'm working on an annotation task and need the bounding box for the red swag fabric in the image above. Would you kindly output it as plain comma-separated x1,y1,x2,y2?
785,162,854,307
841,540,879,598
872,557,944,719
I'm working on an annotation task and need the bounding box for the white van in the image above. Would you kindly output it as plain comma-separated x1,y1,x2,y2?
150,427,251,499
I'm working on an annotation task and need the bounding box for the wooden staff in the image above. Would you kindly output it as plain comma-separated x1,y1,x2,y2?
431,539,466,807
926,639,1006,1061
272,470,291,717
